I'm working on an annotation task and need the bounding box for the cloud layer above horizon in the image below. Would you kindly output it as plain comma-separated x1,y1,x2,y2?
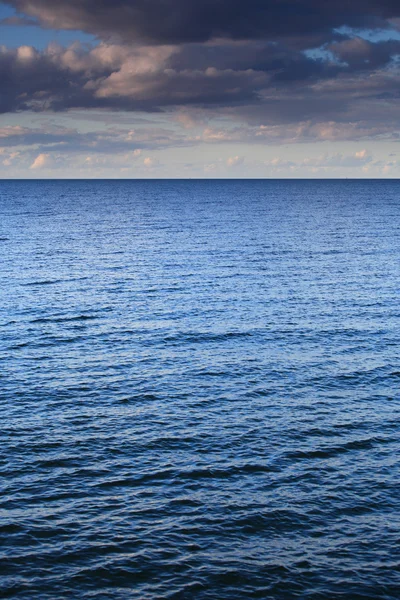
1,0,400,176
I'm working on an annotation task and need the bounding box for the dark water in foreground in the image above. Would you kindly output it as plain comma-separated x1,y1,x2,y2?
1,179,400,599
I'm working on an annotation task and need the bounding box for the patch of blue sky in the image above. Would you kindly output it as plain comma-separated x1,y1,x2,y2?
0,5,95,48
304,25,400,64
303,47,336,62
334,25,400,42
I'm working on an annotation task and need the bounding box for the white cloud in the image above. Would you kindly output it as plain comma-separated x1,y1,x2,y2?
143,156,159,168
30,153,52,169
2,152,20,167
258,150,377,176
226,155,244,167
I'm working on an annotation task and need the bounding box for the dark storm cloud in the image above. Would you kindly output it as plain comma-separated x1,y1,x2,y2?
1,37,400,118
0,38,400,123
171,40,340,82
328,37,400,70
0,44,269,113
1,0,400,142
4,0,400,45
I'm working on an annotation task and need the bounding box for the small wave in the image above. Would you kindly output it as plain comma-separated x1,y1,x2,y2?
116,393,159,404
1,319,17,327
34,457,80,469
23,279,64,287
22,276,89,287
286,437,387,460
308,365,395,389
7,341,30,350
96,467,175,488
0,523,25,535
30,314,98,324
244,388,276,398
231,509,310,533
163,331,253,344
30,336,86,346
178,463,277,480
303,422,370,437
193,369,229,377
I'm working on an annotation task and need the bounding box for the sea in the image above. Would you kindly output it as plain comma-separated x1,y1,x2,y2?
1,179,400,599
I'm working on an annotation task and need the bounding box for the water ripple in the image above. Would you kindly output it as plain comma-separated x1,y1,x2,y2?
1,180,400,599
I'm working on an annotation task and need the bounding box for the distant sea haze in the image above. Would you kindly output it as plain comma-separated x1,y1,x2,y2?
1,179,400,599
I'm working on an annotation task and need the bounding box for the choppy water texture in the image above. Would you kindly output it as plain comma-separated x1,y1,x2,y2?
1,179,400,599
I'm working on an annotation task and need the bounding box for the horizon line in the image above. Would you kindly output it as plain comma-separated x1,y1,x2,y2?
1,177,400,182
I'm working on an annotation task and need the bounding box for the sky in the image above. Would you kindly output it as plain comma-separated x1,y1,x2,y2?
1,1,400,178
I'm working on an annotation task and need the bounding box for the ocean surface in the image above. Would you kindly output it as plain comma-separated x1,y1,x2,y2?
1,179,400,599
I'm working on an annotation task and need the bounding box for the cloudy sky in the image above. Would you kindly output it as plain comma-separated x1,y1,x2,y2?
1,0,400,177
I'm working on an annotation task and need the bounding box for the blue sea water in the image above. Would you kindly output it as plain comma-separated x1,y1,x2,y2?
1,179,400,599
